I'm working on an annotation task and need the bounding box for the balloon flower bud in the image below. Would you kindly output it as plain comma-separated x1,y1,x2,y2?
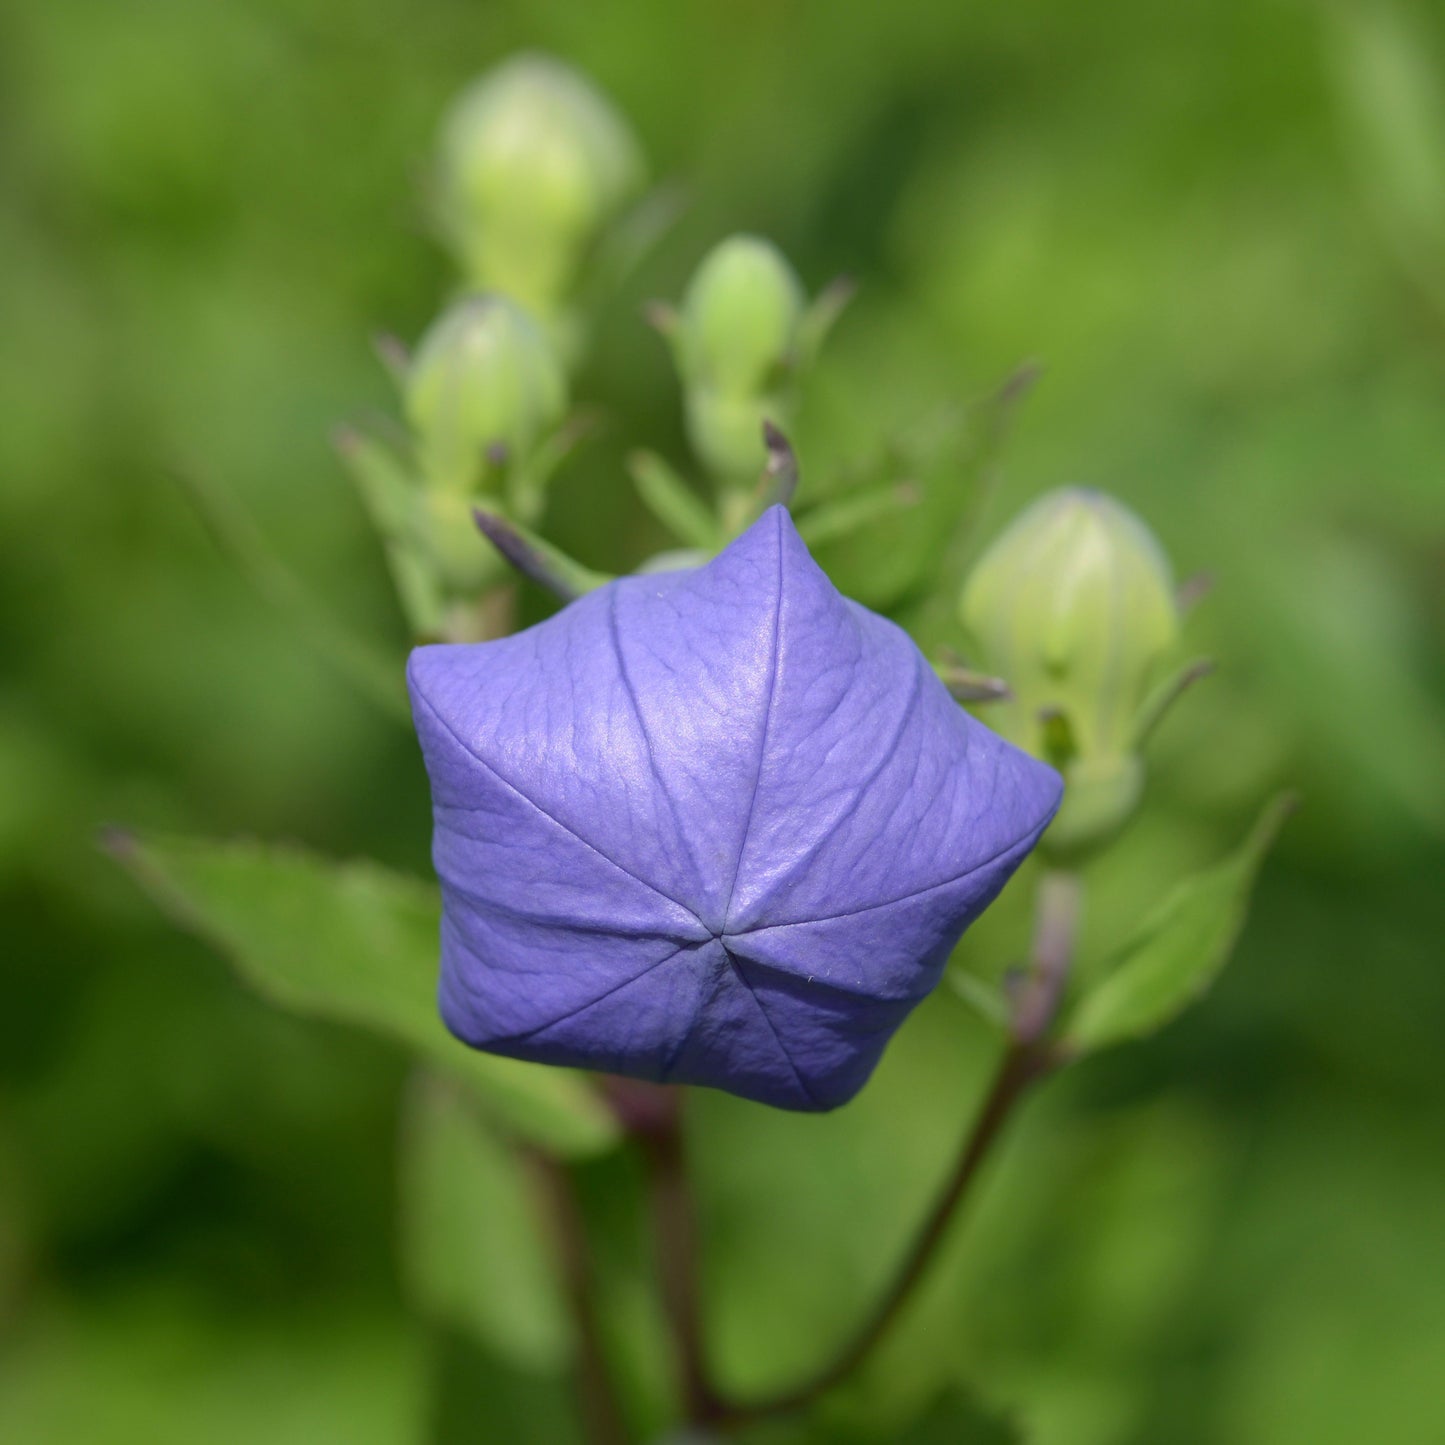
434,53,645,318
676,235,806,482
404,294,567,497
960,488,1181,855
409,508,1061,1110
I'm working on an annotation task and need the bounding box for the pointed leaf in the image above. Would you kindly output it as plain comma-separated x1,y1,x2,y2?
398,1072,571,1372
1065,794,1296,1054
108,832,620,1156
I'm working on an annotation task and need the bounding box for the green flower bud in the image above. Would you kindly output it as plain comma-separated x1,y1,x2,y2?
960,488,1181,854
682,389,783,489
679,235,805,397
435,53,645,317
404,295,567,495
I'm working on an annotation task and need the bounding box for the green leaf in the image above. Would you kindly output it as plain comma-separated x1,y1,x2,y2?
399,1072,571,1373
109,832,620,1157
628,449,721,550
1065,794,1296,1055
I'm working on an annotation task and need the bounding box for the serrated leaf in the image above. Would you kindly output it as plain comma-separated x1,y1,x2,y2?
398,1072,570,1373
110,832,620,1156
1065,794,1295,1054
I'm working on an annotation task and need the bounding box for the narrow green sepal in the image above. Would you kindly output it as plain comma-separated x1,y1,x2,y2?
797,478,921,551
796,273,857,370
759,419,800,510
473,509,613,602
1131,656,1216,750
506,410,601,525
335,425,451,638
628,449,722,550
372,332,411,389
935,662,1012,703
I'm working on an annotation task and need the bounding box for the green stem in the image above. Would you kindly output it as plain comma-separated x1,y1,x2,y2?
637,1091,722,1425
532,1154,633,1445
713,868,1082,1428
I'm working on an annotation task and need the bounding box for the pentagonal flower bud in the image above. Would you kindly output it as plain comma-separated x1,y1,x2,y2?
434,53,644,316
404,295,567,495
409,507,1061,1111
960,488,1181,853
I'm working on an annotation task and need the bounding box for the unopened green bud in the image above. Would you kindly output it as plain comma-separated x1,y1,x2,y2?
961,488,1181,854
666,236,807,483
680,235,805,397
435,53,645,317
404,295,567,495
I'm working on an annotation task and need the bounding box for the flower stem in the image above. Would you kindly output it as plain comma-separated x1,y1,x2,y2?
599,1078,722,1425
713,867,1082,1428
532,1153,633,1445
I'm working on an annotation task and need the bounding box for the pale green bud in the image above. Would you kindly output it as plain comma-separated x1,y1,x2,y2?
679,235,805,397
670,235,806,482
404,295,567,495
683,388,786,488
435,53,645,317
961,488,1181,854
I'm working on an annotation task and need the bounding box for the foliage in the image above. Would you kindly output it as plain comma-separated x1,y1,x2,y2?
2,0,1443,1442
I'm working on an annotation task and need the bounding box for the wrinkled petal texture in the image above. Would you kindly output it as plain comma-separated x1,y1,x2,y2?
408,507,1061,1110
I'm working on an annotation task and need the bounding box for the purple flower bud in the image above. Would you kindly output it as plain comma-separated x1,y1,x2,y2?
408,508,1061,1111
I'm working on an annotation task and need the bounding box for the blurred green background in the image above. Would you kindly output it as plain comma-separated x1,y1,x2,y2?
3,0,1444,1441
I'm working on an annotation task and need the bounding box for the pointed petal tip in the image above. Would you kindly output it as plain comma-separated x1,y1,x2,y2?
405,640,476,722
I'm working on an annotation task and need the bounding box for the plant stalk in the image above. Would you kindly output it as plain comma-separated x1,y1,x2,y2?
532,1153,633,1445
712,866,1082,1427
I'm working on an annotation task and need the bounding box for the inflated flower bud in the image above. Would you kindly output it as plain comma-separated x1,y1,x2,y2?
410,507,1061,1110
434,53,644,318
960,488,1181,854
675,235,805,482
404,295,567,497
